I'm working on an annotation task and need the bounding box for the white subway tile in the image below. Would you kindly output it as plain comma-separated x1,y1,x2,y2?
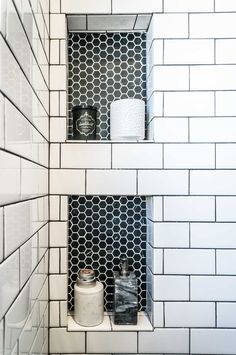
216,91,236,116
60,196,68,221
0,251,19,319
147,196,163,221
152,222,189,248
20,235,38,287
60,248,67,273
59,301,67,326
190,170,236,195
217,197,236,221
21,160,48,198
164,92,214,117
215,0,236,11
50,143,60,168
5,283,30,355
153,117,188,142
191,65,236,90
50,40,60,64
153,302,164,327
49,275,67,300
164,144,215,169
50,196,60,220
13,310,35,354
164,39,214,64
149,14,188,39
0,208,3,262
216,144,236,169
138,170,188,195
49,248,60,273
113,0,162,13
148,40,163,73
4,201,31,257
50,328,85,353
0,319,3,355
113,143,162,169
0,94,4,148
38,224,48,259
149,66,189,92
0,151,21,205
164,249,215,274
216,40,236,64
164,196,215,222
147,92,163,120
217,250,236,275
190,13,236,38
50,0,61,13
60,40,66,64
59,91,67,116
87,170,136,195
30,326,44,355
50,169,85,195
164,0,214,12
50,91,59,116
0,0,7,36
191,329,236,354
87,332,137,353
190,117,236,143
165,302,215,327
50,117,66,143
50,302,60,327
61,143,111,168
50,66,66,90
6,0,32,82
153,275,189,300
191,223,236,248
217,303,236,328
191,276,236,301
139,328,189,354
50,222,67,247
61,0,111,14
50,14,66,38
147,247,163,274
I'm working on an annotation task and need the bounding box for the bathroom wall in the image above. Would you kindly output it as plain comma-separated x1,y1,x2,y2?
0,0,49,354
49,0,236,354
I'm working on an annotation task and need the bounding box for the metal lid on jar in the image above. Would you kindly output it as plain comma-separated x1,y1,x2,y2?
76,269,96,287
72,105,97,112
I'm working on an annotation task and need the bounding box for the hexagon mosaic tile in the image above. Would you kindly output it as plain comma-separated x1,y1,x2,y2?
67,32,146,139
68,196,147,311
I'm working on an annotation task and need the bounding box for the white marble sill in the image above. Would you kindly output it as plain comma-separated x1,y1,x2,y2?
68,311,153,332
65,140,155,143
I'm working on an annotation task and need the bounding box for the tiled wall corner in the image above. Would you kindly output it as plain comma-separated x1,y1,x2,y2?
0,1,49,354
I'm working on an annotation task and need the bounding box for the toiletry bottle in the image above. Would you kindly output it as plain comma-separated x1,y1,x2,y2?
74,268,104,326
113,256,138,325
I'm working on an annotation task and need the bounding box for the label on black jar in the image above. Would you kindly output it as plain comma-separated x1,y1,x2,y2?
76,112,95,137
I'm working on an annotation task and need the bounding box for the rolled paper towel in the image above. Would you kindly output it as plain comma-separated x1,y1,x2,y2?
110,99,145,140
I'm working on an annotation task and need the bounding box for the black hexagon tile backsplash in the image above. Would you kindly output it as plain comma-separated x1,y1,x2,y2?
67,32,147,139
68,196,147,311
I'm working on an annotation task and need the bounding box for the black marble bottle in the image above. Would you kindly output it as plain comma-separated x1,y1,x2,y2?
113,256,138,325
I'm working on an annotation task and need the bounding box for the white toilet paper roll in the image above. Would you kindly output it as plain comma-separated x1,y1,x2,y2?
110,99,145,140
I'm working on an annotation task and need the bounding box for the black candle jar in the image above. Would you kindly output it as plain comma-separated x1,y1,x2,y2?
72,105,97,140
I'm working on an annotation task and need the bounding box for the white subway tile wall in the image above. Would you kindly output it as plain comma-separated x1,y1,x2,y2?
35,0,236,354
0,1,49,355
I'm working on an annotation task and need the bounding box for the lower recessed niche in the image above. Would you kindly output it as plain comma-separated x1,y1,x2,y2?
68,195,147,311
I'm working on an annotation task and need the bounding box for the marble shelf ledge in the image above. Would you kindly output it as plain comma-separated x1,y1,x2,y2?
68,311,153,332
65,139,155,143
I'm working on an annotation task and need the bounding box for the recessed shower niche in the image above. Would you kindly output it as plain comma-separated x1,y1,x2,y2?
68,196,147,312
